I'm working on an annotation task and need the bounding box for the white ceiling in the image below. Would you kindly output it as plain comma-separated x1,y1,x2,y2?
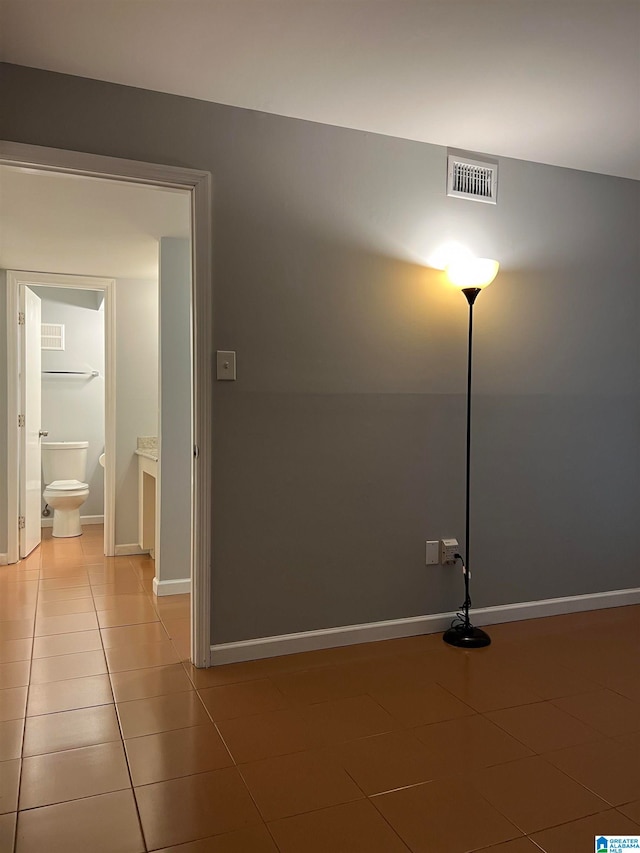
0,167,190,279
1,0,639,180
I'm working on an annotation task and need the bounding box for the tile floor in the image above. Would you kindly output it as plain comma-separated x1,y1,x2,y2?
1,525,639,851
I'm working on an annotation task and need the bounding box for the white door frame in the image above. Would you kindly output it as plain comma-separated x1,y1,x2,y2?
7,271,116,559
1,140,213,668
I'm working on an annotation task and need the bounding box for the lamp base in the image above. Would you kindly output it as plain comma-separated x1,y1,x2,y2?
443,625,491,648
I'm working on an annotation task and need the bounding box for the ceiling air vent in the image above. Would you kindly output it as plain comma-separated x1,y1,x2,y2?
42,323,65,351
447,154,497,204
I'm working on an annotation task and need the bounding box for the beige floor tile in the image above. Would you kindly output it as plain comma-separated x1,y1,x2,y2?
100,621,167,648
32,629,102,658
302,694,398,745
105,640,181,673
15,789,145,853
239,748,363,821
0,759,20,815
39,565,88,580
552,689,640,737
38,585,95,602
36,598,95,618
91,580,146,597
0,621,34,641
125,723,232,785
543,737,640,806
23,704,121,756
29,649,107,685
93,593,150,612
372,778,521,853
117,691,210,739
198,679,288,722
20,741,130,810
217,707,322,764
0,638,32,664
154,595,190,620
0,720,24,761
0,812,16,853
473,755,608,833
268,799,412,853
34,611,98,636
530,809,640,852
486,700,601,753
134,767,262,850
97,605,159,629
0,687,27,722
38,576,90,592
371,682,475,728
0,660,30,689
27,674,114,716
111,663,194,703
0,606,35,623
151,824,279,852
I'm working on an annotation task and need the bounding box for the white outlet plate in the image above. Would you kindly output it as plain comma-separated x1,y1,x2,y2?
440,538,460,564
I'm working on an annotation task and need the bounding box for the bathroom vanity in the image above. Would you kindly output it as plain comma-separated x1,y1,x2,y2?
135,437,158,558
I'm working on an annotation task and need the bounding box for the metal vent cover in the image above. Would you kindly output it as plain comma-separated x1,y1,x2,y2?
447,154,498,204
41,323,65,351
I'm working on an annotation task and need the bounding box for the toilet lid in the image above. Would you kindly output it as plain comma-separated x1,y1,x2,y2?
46,479,89,491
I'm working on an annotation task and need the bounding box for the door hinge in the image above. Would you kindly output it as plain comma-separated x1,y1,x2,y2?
18,312,25,325
18,414,25,428
18,516,25,530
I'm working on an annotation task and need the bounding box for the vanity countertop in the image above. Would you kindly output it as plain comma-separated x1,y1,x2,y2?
136,435,158,462
135,448,158,461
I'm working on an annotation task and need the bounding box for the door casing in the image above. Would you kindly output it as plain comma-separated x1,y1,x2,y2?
1,140,213,668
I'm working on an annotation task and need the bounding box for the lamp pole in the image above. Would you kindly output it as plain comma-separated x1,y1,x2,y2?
443,284,491,648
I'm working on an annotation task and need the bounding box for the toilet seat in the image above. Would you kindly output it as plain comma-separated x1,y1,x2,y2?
44,479,89,497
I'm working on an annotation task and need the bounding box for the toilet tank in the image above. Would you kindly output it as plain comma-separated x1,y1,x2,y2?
42,441,89,485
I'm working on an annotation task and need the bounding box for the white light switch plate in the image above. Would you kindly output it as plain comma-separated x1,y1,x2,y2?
425,540,440,565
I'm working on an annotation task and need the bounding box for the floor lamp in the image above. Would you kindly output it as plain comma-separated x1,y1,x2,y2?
443,257,499,649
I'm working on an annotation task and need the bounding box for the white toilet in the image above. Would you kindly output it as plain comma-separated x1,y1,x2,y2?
42,441,90,538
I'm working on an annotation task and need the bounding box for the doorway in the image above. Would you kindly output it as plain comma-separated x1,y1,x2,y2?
8,272,116,560
1,141,212,668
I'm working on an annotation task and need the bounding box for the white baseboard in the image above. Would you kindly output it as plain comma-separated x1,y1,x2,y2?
210,586,640,665
41,514,104,529
0,554,8,566
153,577,191,597
114,544,150,557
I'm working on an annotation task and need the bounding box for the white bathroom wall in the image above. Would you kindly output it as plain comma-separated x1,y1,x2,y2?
115,277,159,547
158,238,192,584
33,286,105,519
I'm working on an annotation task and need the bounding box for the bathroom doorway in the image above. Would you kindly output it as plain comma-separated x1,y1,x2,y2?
1,142,213,667
7,272,116,560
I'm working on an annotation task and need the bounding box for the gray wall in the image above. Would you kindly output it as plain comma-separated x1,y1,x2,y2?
158,237,192,582
33,286,105,518
114,277,158,547
1,63,639,644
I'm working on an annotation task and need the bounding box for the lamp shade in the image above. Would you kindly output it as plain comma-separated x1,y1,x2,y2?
445,258,499,289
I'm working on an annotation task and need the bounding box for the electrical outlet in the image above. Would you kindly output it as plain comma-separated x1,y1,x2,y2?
440,538,460,565
425,541,440,565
